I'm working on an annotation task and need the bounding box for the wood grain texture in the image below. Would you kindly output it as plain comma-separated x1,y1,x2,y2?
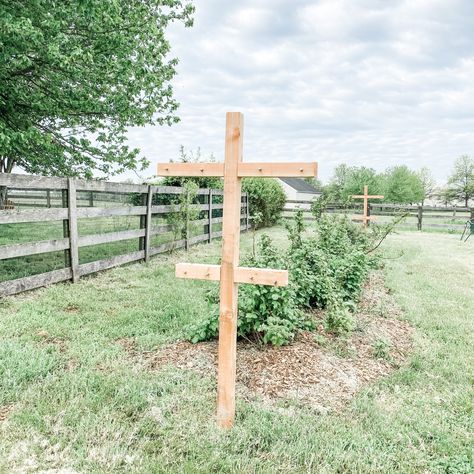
237,162,317,177
67,178,79,283
0,238,70,260
157,162,224,177
0,268,72,297
176,263,288,287
216,112,244,428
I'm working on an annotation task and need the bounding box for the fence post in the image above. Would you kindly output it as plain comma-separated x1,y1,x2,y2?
144,185,153,262
89,191,94,207
139,189,148,254
470,208,474,220
67,178,79,283
61,188,71,268
208,189,213,243
417,205,423,231
453,204,456,218
185,187,190,251
46,189,51,208
246,193,250,230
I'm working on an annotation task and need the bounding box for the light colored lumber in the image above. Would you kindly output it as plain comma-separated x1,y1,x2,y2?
237,162,317,177
157,162,224,177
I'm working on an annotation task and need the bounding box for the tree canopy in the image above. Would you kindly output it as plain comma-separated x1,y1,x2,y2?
444,155,474,206
323,164,425,205
0,0,194,178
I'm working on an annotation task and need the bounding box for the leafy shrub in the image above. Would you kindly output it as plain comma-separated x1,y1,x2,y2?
188,235,311,346
324,304,356,335
242,178,286,227
188,213,381,346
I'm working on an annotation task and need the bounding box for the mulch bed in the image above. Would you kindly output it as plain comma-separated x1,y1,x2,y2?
118,271,413,413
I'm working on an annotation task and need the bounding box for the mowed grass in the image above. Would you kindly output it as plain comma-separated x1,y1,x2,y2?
0,228,473,472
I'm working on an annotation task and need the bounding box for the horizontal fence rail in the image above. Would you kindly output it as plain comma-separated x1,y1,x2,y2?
0,173,249,297
283,200,474,231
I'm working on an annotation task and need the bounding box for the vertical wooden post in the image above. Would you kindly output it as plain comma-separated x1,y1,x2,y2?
61,188,71,268
208,189,213,243
367,202,371,227
185,187,190,251
139,192,147,252
246,193,250,230
363,185,368,227
470,208,474,220
217,112,243,428
67,178,79,283
144,185,153,262
417,205,423,231
89,191,94,207
46,189,51,208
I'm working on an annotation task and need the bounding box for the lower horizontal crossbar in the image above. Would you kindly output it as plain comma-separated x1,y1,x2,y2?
175,263,288,286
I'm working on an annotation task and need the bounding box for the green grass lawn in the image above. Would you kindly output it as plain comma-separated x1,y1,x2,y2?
0,228,473,472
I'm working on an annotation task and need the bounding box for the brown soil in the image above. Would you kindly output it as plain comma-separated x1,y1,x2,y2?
118,271,413,413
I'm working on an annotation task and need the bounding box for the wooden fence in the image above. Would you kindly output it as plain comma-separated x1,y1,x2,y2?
283,200,474,231
0,173,250,297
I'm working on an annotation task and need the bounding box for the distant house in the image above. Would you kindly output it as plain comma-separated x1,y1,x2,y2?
278,178,322,202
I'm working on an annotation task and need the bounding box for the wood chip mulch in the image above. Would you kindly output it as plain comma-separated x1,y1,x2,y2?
118,270,414,413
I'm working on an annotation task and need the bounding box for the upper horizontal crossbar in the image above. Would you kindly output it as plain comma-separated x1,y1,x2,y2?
175,263,288,286
352,195,384,199
157,162,317,178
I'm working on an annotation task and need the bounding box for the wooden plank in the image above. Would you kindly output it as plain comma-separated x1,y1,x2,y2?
208,189,213,243
62,189,71,268
0,173,68,189
67,178,79,283
176,263,221,281
237,162,317,178
157,162,224,177
150,203,217,214
77,250,145,277
0,208,68,224
78,229,146,247
144,186,153,262
176,263,288,286
75,180,147,194
0,238,70,260
76,206,147,218
148,239,186,256
217,111,243,428
235,267,288,286
0,268,72,297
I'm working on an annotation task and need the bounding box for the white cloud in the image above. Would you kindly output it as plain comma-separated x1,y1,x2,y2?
122,0,474,184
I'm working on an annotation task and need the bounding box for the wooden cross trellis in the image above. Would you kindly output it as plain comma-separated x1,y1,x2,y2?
351,185,384,226
157,112,318,428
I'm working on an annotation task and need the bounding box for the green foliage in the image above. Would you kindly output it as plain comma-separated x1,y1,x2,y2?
417,167,436,205
382,166,424,204
188,235,310,346
445,155,474,207
0,1,194,178
324,163,429,205
188,214,381,346
372,337,391,360
166,181,200,245
324,305,356,335
310,195,329,219
160,146,223,189
242,178,286,227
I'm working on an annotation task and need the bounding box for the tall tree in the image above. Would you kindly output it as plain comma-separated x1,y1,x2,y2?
383,166,424,204
445,155,474,207
0,0,194,188
417,167,436,205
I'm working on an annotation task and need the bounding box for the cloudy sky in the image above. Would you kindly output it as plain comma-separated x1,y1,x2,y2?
125,0,474,184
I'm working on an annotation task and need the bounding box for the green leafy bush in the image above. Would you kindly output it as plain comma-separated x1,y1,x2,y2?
187,235,311,346
242,178,286,227
188,213,380,346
